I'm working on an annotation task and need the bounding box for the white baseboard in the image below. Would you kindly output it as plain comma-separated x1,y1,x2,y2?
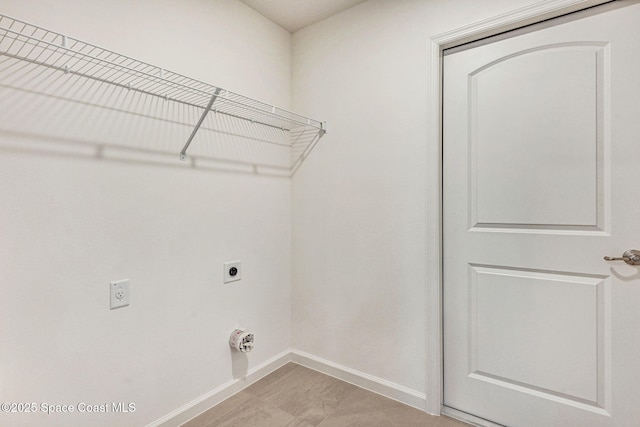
145,350,291,427
147,349,428,426
290,350,427,411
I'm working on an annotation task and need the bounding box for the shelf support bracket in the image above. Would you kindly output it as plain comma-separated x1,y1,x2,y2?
179,88,221,161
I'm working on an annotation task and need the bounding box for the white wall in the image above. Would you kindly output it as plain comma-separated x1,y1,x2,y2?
0,1,292,426
291,0,545,400
1,0,573,424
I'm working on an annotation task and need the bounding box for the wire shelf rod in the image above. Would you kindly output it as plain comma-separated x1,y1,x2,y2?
180,88,221,160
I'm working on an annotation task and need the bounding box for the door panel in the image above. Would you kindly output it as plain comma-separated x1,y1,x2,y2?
471,45,604,229
443,3,640,426
470,265,606,404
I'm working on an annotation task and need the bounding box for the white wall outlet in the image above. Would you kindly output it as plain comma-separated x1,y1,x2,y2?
224,260,241,284
110,279,130,309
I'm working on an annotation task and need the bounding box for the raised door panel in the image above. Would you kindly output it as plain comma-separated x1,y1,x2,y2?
470,45,606,231
469,265,608,410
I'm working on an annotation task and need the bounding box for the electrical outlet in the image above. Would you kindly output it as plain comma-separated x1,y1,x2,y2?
224,260,241,284
110,279,130,309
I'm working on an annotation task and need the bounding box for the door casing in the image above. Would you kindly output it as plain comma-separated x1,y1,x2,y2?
425,0,613,417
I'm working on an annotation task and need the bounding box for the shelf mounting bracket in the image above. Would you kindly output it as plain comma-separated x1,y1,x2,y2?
179,88,221,161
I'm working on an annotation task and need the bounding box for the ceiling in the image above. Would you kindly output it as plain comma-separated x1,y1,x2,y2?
240,0,367,33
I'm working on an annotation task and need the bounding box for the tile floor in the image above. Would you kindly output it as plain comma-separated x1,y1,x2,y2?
182,363,470,427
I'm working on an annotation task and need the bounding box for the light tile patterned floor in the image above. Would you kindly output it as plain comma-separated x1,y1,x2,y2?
182,363,470,427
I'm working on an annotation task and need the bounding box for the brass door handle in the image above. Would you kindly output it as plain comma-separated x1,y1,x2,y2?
604,249,640,265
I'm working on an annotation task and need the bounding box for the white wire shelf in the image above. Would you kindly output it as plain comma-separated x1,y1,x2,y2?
0,14,326,174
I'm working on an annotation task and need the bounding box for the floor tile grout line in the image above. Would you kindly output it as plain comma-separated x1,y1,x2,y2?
291,361,427,414
186,363,471,427
192,382,277,427
259,364,346,425
198,394,250,427
245,363,303,398
255,363,361,426
243,364,318,424
313,384,361,427
197,363,302,426
183,363,300,426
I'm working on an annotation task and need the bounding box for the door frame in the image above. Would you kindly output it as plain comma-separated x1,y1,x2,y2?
424,0,612,416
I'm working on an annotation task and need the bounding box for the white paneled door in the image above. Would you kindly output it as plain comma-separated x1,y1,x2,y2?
443,3,640,426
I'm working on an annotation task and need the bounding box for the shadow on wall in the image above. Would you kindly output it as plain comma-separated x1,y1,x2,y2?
230,350,249,380
0,14,325,177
